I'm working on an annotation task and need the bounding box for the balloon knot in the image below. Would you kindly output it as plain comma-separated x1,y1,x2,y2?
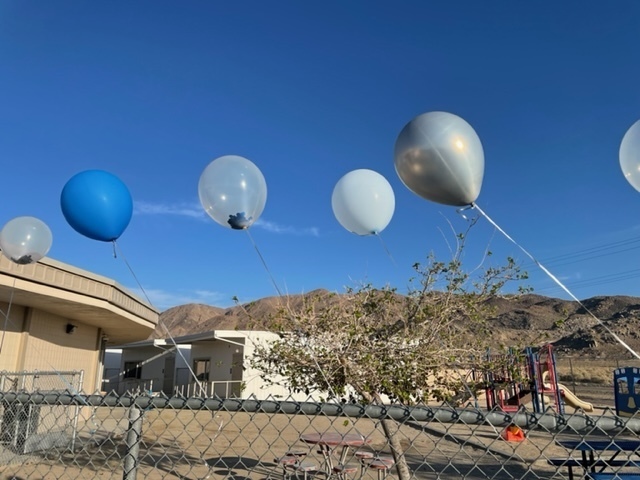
12,255,33,265
228,212,252,230
456,204,475,220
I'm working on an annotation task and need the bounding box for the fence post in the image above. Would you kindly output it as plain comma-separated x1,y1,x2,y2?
123,404,143,480
569,358,577,395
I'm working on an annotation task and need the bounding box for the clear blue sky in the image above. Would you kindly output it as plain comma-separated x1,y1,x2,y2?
1,1,639,311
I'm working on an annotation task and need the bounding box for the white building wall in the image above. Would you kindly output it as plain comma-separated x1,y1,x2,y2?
174,346,191,369
110,331,328,401
241,331,314,401
120,346,160,392
118,344,190,393
190,340,240,382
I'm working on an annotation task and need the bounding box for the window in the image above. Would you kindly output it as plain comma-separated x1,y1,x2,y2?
194,359,210,381
124,361,142,379
617,379,628,395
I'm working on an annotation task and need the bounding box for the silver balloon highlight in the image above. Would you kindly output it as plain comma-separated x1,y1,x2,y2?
620,119,640,193
394,111,484,206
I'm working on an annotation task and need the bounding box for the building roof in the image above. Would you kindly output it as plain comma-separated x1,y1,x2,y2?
114,330,269,349
0,255,159,344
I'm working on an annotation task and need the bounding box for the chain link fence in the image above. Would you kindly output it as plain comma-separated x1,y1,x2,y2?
0,389,640,479
0,370,84,464
0,371,83,393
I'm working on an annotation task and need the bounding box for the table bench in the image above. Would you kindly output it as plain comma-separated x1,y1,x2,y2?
586,474,640,480
548,458,640,480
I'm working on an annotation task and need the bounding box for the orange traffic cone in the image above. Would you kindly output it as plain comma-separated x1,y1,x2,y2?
501,424,525,442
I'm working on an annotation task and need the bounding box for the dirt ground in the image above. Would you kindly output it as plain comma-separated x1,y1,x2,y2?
0,385,631,480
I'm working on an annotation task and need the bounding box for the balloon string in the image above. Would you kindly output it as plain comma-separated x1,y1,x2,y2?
471,202,640,361
0,277,16,354
244,229,283,297
375,233,397,267
244,228,340,401
113,241,208,397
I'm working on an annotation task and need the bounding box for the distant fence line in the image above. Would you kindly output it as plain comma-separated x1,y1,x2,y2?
554,358,640,399
102,377,244,398
173,379,244,398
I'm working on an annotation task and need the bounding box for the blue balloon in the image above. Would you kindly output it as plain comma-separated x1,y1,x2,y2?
61,170,133,242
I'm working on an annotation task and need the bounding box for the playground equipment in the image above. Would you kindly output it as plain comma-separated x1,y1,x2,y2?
614,367,640,417
483,344,593,414
551,379,594,412
501,424,526,442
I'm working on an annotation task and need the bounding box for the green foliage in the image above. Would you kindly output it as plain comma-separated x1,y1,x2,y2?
249,220,530,406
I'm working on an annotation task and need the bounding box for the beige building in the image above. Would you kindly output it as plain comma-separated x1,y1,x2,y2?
0,255,158,393
111,330,309,400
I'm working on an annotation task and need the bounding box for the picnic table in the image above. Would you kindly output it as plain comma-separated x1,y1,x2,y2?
300,431,371,474
551,438,640,480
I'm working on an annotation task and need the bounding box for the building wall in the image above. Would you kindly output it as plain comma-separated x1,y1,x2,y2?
188,332,312,400
109,331,326,400
241,331,310,401
23,308,101,392
119,344,191,394
191,340,243,383
121,346,165,392
0,302,26,371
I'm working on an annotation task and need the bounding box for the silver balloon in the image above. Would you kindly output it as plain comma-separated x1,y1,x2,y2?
0,216,53,265
394,111,484,206
620,119,640,193
198,155,267,230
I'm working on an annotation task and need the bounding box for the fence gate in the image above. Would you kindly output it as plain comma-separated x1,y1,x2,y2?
0,370,83,458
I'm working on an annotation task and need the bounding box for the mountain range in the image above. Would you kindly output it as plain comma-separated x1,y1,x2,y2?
154,291,640,359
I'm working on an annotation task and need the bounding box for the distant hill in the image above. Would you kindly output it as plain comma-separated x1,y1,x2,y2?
153,292,640,360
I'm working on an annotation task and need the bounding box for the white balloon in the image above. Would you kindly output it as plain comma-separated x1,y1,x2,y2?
332,169,395,235
394,111,484,206
0,216,53,265
198,155,267,230
620,119,640,193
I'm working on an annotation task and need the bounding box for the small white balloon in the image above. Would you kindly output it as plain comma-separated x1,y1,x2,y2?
198,155,267,230
332,169,395,235
394,111,484,206
620,120,640,193
0,216,53,265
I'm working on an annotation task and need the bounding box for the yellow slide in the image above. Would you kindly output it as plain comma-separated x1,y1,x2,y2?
557,383,594,412
542,370,594,412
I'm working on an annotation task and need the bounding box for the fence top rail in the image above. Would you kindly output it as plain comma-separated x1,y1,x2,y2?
0,370,82,376
1,391,640,434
